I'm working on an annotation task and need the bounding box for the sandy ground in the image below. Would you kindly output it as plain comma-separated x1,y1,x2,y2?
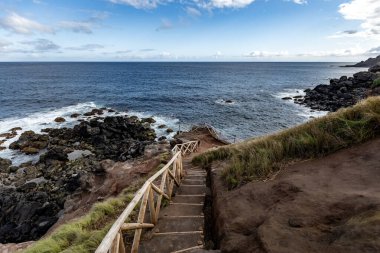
211,138,380,253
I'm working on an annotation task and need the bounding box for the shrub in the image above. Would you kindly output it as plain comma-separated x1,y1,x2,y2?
372,78,380,88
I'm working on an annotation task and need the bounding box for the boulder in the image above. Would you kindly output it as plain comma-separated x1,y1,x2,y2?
9,131,48,151
21,147,40,155
158,124,167,129
54,117,66,123
369,64,380,73
353,71,375,84
166,128,174,133
0,158,11,172
141,117,156,124
70,113,80,118
282,97,292,100
158,136,167,141
84,108,103,116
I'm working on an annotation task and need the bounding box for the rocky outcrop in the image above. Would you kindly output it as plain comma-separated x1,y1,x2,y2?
344,55,380,67
9,131,48,154
294,68,380,112
0,114,157,243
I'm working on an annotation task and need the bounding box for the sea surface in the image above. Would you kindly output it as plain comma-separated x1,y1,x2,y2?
0,62,367,163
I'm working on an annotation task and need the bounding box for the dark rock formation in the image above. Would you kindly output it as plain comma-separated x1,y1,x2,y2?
0,114,157,243
344,55,380,67
297,68,380,112
54,117,66,123
9,131,48,154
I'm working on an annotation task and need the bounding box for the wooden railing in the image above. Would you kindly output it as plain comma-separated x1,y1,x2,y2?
171,140,200,155
95,140,200,253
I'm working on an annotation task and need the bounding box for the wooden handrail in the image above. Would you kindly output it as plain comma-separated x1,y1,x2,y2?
95,140,200,253
171,140,200,155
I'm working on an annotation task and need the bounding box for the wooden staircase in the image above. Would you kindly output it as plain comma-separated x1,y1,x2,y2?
95,140,208,253
138,162,207,253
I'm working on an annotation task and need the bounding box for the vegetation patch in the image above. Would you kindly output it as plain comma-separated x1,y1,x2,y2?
372,78,380,88
23,162,166,253
193,97,380,189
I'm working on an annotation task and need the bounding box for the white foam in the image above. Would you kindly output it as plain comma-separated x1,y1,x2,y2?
273,88,305,99
274,89,328,120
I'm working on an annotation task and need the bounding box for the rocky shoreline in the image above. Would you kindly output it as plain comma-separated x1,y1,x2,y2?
0,109,174,243
283,64,380,112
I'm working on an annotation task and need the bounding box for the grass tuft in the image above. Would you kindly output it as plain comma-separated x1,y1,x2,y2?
23,164,164,253
193,97,380,189
372,78,380,88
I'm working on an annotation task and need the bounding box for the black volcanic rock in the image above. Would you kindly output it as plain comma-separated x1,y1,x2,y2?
369,64,380,73
0,114,157,243
344,55,380,67
299,68,378,112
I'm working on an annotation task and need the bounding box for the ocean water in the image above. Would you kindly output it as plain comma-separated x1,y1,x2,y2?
0,62,366,163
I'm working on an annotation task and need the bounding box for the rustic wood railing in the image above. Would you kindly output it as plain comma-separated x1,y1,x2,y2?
171,140,200,155
95,140,200,253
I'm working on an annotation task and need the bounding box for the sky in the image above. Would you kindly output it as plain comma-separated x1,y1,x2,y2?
0,0,379,61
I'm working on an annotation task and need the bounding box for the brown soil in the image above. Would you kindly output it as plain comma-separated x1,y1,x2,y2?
211,138,380,253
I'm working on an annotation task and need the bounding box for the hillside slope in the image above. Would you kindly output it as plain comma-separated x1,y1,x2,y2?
211,138,380,253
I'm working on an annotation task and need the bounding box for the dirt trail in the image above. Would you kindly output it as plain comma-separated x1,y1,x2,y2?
211,138,380,253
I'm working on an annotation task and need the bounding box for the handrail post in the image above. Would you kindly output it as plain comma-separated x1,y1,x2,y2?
131,185,151,253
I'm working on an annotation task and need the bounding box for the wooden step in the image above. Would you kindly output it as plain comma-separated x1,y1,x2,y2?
177,185,207,195
173,194,205,203
159,203,203,217
138,233,203,253
154,216,203,233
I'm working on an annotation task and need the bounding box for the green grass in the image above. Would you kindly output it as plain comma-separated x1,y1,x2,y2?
23,162,167,253
193,96,380,189
372,78,380,88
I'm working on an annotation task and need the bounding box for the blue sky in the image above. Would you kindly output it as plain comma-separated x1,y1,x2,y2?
0,0,379,61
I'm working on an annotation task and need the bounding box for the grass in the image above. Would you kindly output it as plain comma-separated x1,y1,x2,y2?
23,161,167,253
193,96,380,189
372,78,380,88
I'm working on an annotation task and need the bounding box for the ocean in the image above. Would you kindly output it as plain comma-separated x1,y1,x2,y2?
0,62,366,164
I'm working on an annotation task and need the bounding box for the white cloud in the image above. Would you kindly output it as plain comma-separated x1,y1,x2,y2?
292,0,307,4
109,0,305,9
186,7,202,17
156,18,173,31
109,0,161,9
60,21,94,34
208,0,255,8
59,12,107,34
246,50,289,58
337,0,380,37
66,44,104,51
0,12,53,35
21,39,60,51
110,0,256,9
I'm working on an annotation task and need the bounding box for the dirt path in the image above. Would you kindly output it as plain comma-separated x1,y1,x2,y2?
211,138,380,253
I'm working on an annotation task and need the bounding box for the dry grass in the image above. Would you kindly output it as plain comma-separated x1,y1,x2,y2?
193,96,380,189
